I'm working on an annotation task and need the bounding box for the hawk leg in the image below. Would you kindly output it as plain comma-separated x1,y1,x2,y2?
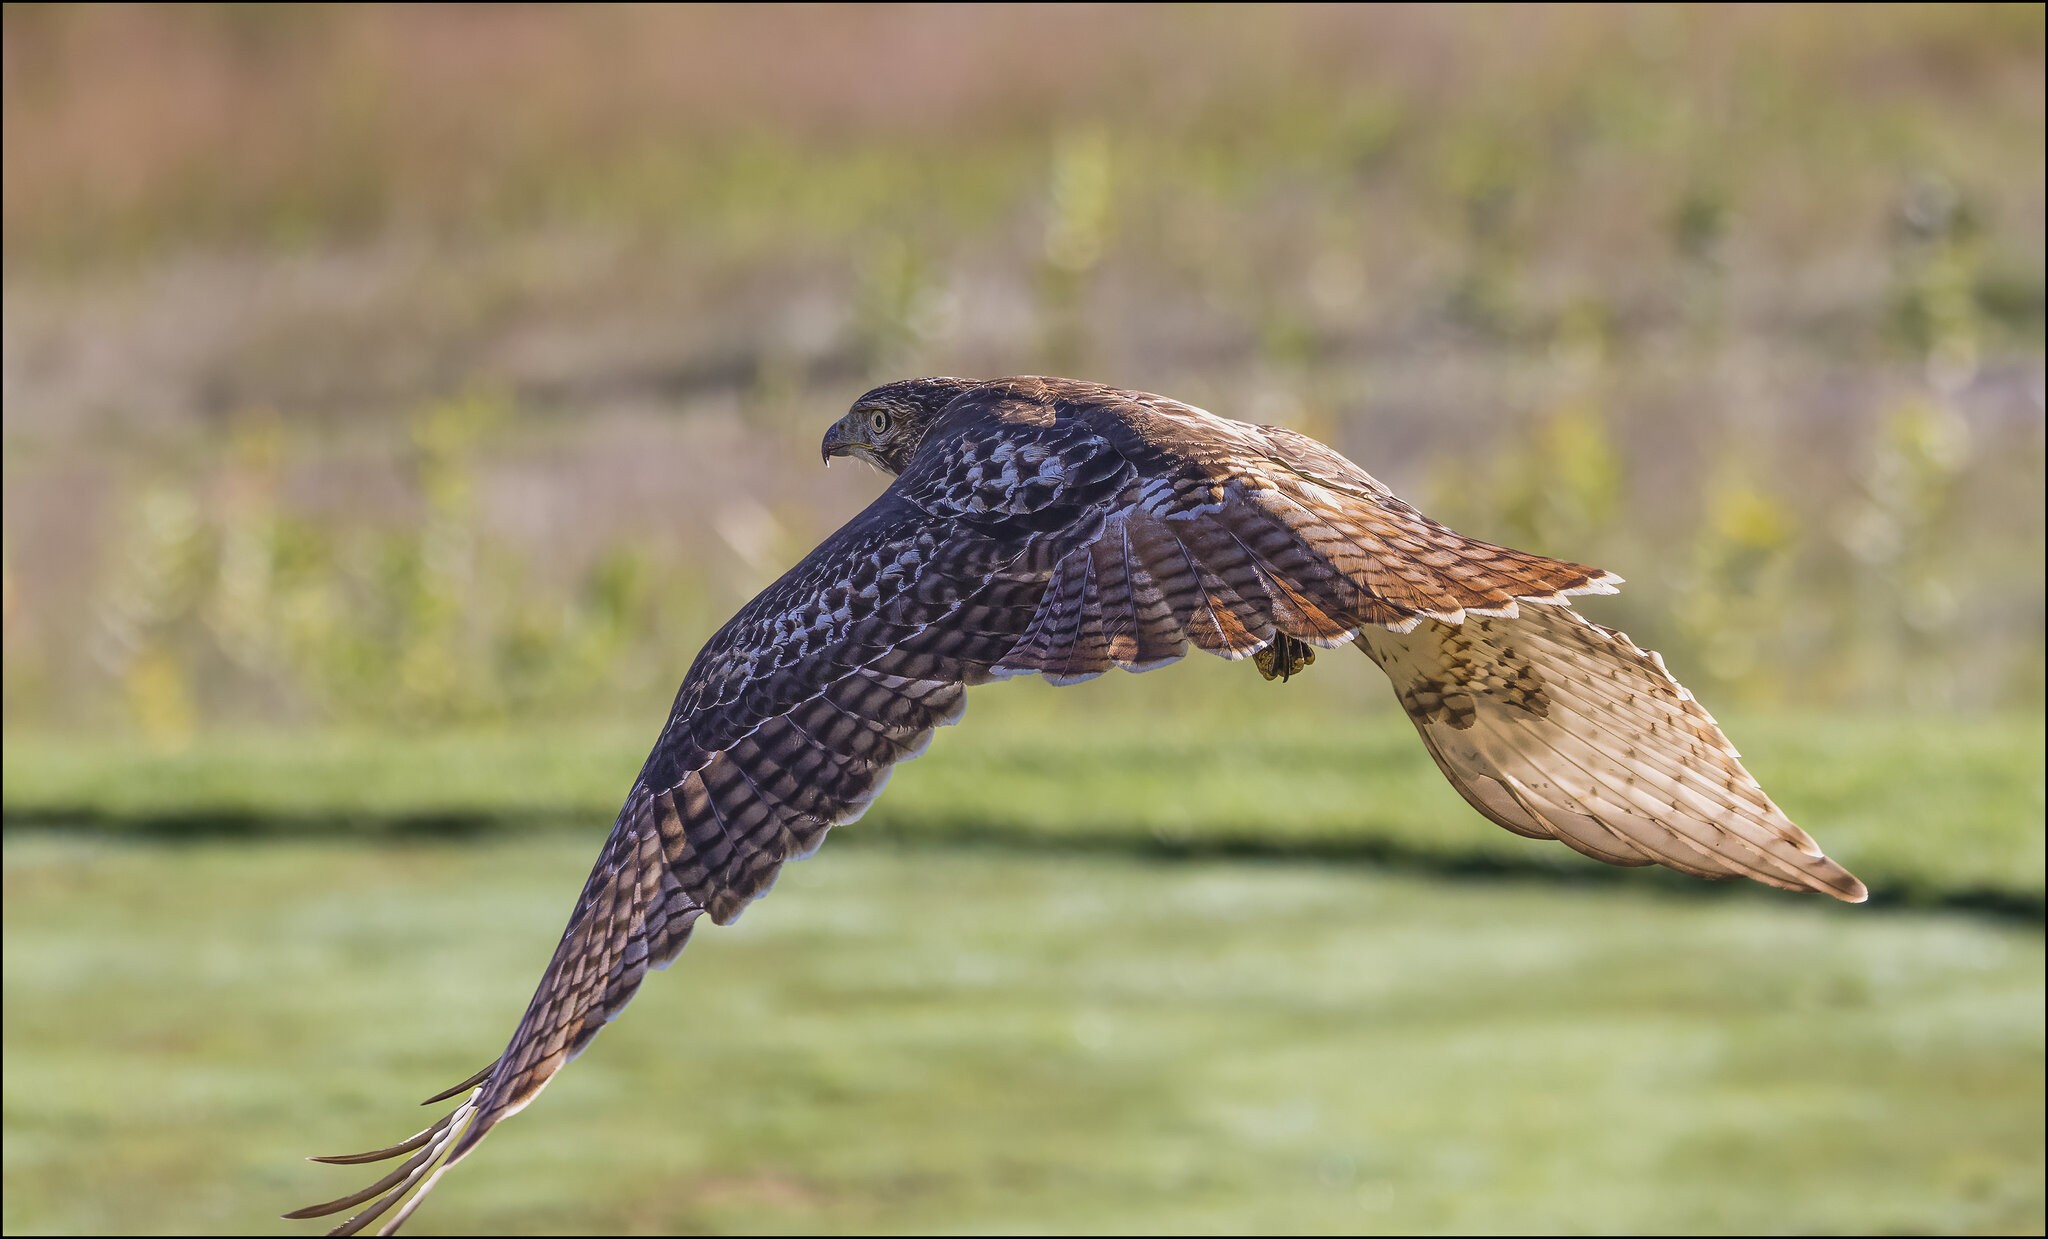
1253,633,1316,682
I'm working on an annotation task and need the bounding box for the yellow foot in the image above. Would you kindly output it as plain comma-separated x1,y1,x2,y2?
1253,634,1316,682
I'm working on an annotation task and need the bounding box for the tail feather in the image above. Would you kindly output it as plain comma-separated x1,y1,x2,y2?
1358,602,1867,902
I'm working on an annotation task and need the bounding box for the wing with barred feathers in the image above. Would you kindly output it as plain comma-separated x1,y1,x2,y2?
292,376,1861,1235
985,379,1622,682
288,411,1141,1236
285,499,1082,1233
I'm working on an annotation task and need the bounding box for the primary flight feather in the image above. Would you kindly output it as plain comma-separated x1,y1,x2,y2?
291,376,1864,1234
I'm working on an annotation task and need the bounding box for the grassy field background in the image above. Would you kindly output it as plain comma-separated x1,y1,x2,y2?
5,691,2044,1234
5,836,2044,1235
5,687,2044,916
4,5,2043,1235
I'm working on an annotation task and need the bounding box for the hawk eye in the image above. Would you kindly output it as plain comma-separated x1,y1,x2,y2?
868,409,891,435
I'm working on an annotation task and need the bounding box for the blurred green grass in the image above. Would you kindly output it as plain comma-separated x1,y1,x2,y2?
6,697,2041,915
3,839,2040,1235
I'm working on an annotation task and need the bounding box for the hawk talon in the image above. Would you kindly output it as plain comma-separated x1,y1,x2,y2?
1253,634,1315,681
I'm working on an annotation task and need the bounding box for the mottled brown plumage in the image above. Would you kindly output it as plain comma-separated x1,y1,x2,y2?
292,376,1864,1234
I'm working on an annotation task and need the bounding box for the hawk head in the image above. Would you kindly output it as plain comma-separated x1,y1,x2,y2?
821,377,975,475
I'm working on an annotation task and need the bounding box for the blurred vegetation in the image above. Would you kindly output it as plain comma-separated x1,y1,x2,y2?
2,4,2043,739
83,391,678,737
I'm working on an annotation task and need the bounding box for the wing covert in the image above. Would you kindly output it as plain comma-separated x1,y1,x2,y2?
989,384,1619,682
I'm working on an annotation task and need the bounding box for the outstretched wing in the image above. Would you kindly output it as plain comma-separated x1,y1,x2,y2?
967,384,1859,901
290,418,1134,1235
984,380,1624,682
293,381,1862,1234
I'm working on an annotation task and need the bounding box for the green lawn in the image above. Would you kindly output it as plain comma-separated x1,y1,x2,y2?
3,837,2041,1236
6,691,2042,914
4,701,2042,1233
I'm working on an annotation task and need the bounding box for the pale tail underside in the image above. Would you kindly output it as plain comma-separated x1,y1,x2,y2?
1357,602,1866,901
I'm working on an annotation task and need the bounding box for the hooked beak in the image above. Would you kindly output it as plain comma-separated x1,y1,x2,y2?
820,421,853,465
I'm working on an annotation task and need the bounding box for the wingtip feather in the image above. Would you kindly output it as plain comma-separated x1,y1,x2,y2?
291,1089,484,1234
420,1063,493,1106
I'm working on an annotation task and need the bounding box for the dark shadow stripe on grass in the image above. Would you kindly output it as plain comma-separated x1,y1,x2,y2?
860,819,2046,925
7,806,2040,926
3,805,560,840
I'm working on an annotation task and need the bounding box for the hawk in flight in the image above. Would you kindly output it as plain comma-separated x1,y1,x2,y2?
292,376,1864,1234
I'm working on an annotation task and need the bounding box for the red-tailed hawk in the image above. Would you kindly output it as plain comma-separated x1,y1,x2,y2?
291,376,1864,1234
